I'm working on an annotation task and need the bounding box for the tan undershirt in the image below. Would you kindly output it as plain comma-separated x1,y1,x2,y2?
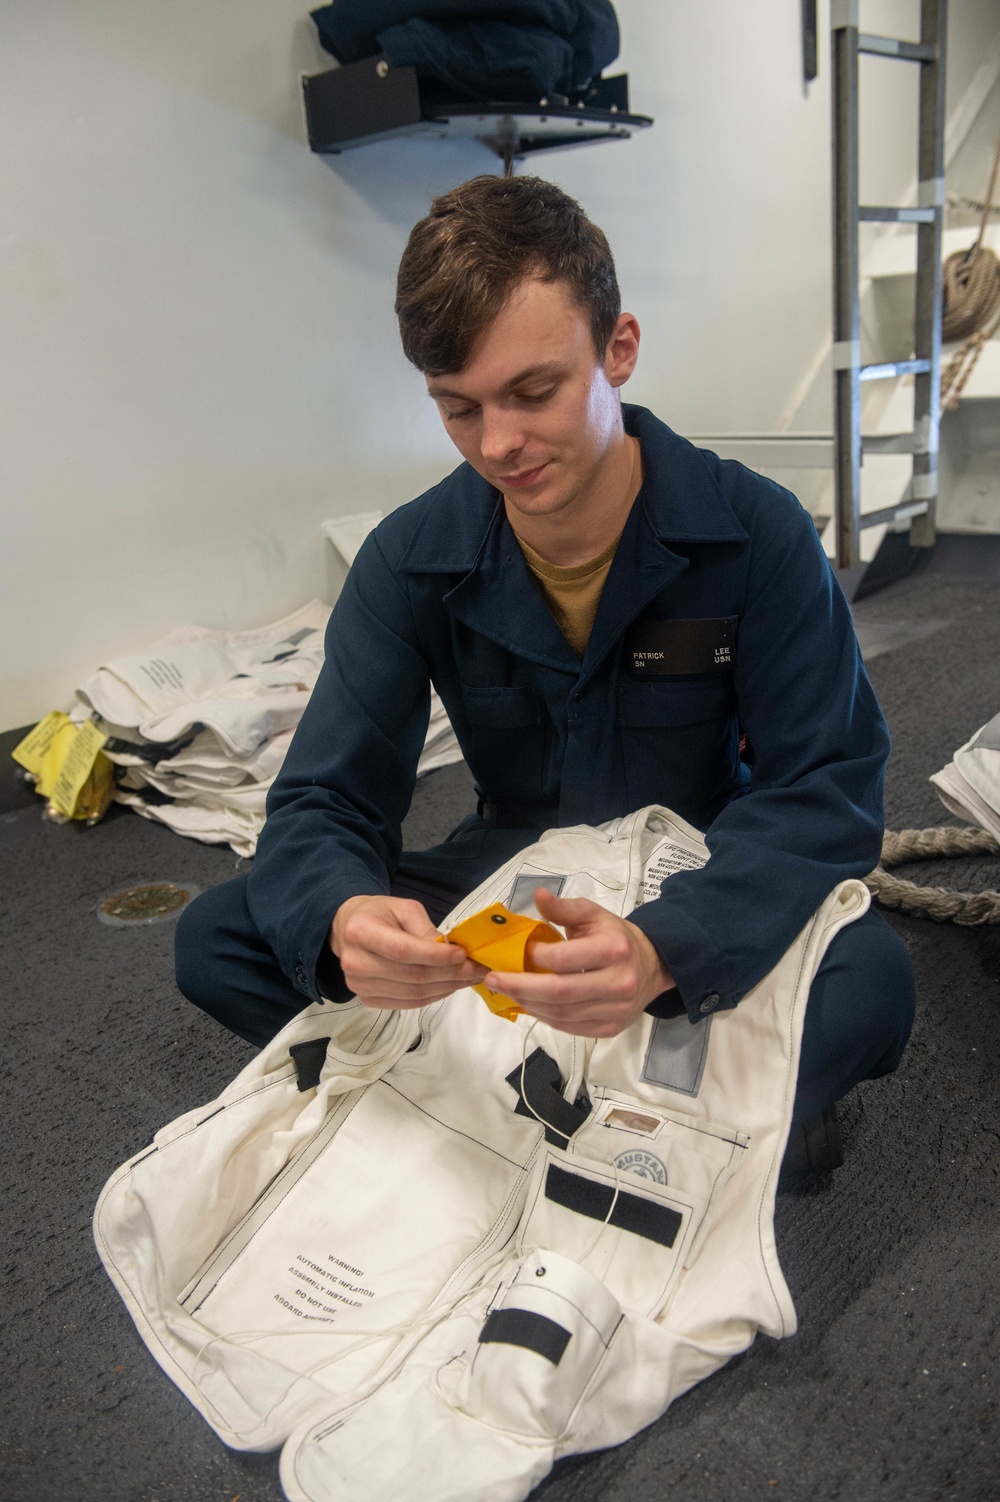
515,531,622,658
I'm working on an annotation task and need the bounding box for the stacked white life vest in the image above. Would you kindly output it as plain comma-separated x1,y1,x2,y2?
74,601,461,857
94,805,868,1502
931,710,1000,841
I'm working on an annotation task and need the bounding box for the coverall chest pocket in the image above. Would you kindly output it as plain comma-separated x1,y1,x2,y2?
462,684,548,803
617,677,737,813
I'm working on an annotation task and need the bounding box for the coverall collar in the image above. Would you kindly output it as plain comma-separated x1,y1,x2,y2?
399,405,749,677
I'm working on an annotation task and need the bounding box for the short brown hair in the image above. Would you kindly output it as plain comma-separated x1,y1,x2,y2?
395,175,621,375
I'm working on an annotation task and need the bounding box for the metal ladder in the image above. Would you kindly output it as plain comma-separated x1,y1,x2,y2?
831,0,947,571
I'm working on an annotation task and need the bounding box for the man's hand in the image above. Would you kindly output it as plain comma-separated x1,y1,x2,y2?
483,888,675,1038
330,894,486,1010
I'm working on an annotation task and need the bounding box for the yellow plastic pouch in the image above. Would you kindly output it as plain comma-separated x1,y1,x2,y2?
11,712,112,821
48,717,109,818
73,750,117,824
439,903,563,1022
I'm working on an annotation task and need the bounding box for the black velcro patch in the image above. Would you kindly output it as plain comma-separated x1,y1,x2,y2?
624,617,736,677
505,1048,592,1147
479,1307,571,1365
544,1163,682,1249
289,1037,331,1091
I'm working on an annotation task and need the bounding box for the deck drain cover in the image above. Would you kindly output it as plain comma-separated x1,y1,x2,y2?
98,882,200,927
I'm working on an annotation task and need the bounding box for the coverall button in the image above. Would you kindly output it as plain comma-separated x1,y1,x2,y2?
699,993,720,1014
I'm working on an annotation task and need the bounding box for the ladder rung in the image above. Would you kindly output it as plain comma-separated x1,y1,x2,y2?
688,436,834,468
859,359,932,382
858,205,935,224
859,500,931,530
863,418,937,457
692,433,936,463
858,34,937,62
862,432,917,455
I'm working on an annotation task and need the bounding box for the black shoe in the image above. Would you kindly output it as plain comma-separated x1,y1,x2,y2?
777,1105,844,1191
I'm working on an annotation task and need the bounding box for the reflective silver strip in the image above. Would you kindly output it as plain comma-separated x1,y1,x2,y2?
919,176,945,208
910,472,938,500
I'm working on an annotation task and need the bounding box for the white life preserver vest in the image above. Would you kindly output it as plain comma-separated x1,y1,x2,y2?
931,709,1000,840
94,805,868,1502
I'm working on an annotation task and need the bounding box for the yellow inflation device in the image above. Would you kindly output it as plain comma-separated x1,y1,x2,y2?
439,902,563,1022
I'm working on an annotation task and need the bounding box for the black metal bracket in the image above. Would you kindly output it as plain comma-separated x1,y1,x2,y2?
302,56,652,162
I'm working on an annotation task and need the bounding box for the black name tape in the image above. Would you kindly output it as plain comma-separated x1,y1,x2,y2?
625,617,736,677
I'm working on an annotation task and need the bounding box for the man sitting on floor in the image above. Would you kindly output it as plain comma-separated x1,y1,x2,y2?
176,175,915,1176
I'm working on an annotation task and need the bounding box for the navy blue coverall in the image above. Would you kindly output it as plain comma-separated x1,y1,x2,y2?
176,406,915,1125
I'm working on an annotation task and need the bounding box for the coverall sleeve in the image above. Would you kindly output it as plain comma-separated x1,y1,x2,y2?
628,485,889,1021
245,531,431,1002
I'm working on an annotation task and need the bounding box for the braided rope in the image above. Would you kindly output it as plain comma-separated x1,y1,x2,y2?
881,826,1000,861
865,825,1000,926
939,127,1000,411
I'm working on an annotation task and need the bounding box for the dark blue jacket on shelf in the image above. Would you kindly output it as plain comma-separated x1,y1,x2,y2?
248,405,889,1024
311,0,620,101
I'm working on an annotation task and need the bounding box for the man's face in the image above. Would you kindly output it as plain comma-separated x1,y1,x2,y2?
425,277,637,522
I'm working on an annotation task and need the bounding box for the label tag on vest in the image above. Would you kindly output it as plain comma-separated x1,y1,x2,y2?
639,837,708,904
625,617,736,677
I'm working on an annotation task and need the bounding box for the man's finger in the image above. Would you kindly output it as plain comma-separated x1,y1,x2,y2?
527,931,629,974
482,968,624,1007
351,978,467,1004
533,887,606,932
390,901,453,943
352,919,469,970
525,1013,625,1039
347,955,486,988
335,896,467,967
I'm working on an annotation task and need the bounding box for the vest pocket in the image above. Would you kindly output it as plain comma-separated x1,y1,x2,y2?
514,1146,698,1320
436,1247,621,1443
573,1095,749,1274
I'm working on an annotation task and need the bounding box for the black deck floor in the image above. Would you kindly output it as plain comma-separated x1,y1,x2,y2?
1,550,998,1502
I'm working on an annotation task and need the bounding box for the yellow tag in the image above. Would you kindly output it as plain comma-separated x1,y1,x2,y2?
439,903,563,1023
36,718,80,799
73,751,117,823
11,711,71,778
49,719,109,818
